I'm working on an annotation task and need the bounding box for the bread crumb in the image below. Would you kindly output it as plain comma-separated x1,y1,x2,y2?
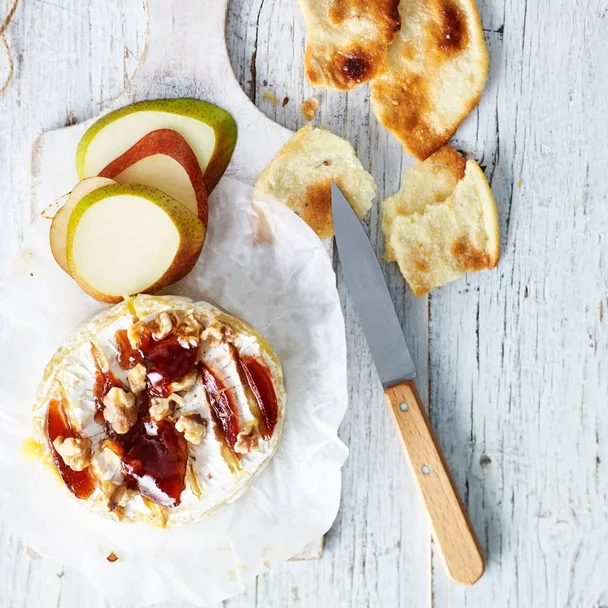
263,90,279,105
301,98,319,121
517,177,524,188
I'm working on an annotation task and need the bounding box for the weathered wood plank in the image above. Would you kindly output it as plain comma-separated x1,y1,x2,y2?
430,0,608,606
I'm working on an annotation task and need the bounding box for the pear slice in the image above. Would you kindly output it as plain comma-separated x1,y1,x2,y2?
50,177,117,274
96,129,208,224
76,99,237,194
66,184,206,303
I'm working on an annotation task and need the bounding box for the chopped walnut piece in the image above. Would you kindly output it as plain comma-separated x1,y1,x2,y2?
104,483,136,512
200,322,236,349
234,426,260,454
53,436,92,471
127,321,147,349
176,314,202,348
103,387,137,434
127,363,147,395
222,324,237,342
149,394,184,422
200,324,223,348
150,312,173,341
175,414,207,445
169,370,198,393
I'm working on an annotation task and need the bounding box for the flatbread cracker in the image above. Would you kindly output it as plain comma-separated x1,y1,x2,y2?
255,124,375,239
382,146,466,261
299,0,401,91
386,159,499,295
371,0,488,160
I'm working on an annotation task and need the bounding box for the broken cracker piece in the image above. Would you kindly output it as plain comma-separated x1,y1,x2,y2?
386,159,499,296
371,0,488,160
299,0,401,90
382,146,466,261
255,124,375,239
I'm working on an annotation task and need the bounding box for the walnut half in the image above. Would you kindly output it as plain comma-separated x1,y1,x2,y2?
103,387,138,434
53,436,92,471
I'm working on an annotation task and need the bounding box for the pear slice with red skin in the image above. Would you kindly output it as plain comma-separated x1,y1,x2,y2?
66,183,206,303
50,176,117,274
76,98,237,194
98,129,208,224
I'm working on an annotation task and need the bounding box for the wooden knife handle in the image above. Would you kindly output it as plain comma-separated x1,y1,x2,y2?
385,380,485,585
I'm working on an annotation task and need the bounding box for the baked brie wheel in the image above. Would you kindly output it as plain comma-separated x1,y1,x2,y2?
32,295,286,527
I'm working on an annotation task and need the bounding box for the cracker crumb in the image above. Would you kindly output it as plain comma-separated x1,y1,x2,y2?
263,90,279,105
301,98,319,121
107,552,119,563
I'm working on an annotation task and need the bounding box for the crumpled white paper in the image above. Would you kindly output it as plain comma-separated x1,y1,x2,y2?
0,178,348,606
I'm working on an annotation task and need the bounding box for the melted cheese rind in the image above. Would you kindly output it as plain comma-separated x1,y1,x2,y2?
32,295,286,527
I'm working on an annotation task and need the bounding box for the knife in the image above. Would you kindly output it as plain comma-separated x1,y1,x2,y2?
331,183,485,585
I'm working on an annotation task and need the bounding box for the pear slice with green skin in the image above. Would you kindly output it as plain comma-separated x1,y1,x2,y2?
76,99,238,194
50,176,117,274
66,183,206,303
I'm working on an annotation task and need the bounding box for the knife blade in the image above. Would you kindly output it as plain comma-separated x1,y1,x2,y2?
331,183,416,388
331,182,485,586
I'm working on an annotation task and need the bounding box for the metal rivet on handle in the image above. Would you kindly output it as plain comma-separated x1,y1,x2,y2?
399,402,409,412
421,465,431,475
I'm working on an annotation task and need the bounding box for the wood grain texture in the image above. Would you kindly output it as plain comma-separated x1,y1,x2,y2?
385,381,484,585
2,0,608,606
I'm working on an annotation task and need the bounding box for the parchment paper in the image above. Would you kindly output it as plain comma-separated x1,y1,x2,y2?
0,178,348,606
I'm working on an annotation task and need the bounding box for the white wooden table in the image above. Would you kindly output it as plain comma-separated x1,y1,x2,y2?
1,1,607,606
